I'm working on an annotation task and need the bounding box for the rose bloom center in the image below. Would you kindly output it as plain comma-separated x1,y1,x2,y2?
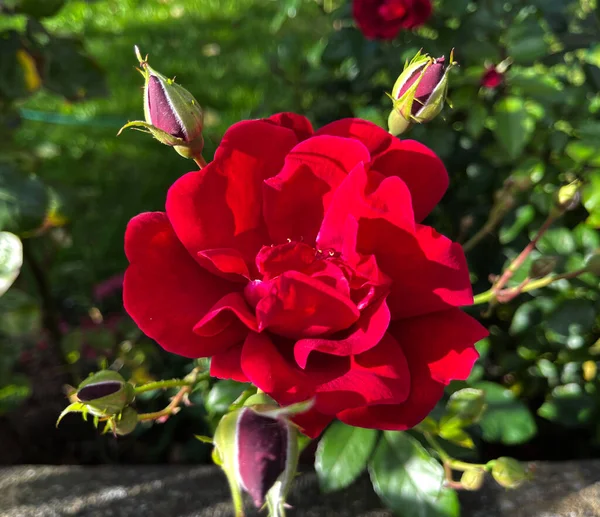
242,239,390,341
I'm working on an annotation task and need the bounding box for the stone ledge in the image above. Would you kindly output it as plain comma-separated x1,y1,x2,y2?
0,461,598,516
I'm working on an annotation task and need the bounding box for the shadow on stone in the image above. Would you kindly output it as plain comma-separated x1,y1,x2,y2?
1,461,599,516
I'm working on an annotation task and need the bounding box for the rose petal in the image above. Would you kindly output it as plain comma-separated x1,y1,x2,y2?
317,118,448,221
311,332,410,415
210,342,249,383
166,119,299,270
256,241,315,280
255,270,360,338
317,162,415,256
293,297,390,368
316,118,396,158
123,212,242,358
197,248,250,282
263,135,371,244
194,292,258,337
290,409,333,439
338,308,487,429
370,139,448,222
380,225,474,319
390,308,487,384
241,333,345,397
265,112,314,142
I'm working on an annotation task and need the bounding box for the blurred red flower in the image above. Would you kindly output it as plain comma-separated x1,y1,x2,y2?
481,66,505,89
353,0,432,40
123,113,487,438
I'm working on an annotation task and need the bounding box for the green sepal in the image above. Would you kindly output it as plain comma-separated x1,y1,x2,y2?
118,120,204,161
266,422,299,517
194,434,214,444
56,401,89,427
213,409,245,517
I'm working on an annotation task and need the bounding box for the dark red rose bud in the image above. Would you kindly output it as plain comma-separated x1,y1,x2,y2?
388,51,456,134
353,0,432,40
397,57,445,116
213,400,307,515
237,408,289,508
119,46,204,162
147,75,187,140
481,67,504,89
77,380,122,401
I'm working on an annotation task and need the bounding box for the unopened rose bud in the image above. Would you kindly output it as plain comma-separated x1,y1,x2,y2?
490,457,530,489
529,256,558,279
480,58,512,90
461,469,485,491
214,406,298,511
388,50,457,135
556,181,582,212
75,370,135,417
119,46,204,162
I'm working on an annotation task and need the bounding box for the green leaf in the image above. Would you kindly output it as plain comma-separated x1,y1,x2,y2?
315,421,378,493
536,227,576,255
42,37,108,101
499,205,535,244
205,380,248,415
473,382,537,445
0,232,22,297
565,141,600,166
465,104,487,138
509,297,555,335
537,384,595,427
369,431,459,517
15,0,65,18
546,299,596,347
445,388,486,424
438,420,475,449
582,170,600,228
0,30,34,100
493,97,535,160
0,374,31,415
0,289,41,337
0,165,49,234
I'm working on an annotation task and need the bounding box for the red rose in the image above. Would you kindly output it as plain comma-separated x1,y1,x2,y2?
481,66,504,89
123,113,487,438
353,0,432,40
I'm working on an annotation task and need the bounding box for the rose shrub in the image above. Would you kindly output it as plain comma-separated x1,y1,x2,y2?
352,0,432,40
123,112,487,438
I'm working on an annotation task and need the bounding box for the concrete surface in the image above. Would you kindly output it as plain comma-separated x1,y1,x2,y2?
0,461,599,516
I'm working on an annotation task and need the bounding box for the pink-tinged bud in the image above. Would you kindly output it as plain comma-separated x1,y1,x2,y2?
388,50,456,135
213,398,312,516
237,408,289,507
396,57,446,116
146,75,187,140
119,46,205,163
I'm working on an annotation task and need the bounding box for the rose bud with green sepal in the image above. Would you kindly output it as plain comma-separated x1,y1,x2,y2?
119,46,205,164
388,50,457,135
489,457,531,489
460,469,485,491
75,369,135,417
555,180,582,213
213,398,312,517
